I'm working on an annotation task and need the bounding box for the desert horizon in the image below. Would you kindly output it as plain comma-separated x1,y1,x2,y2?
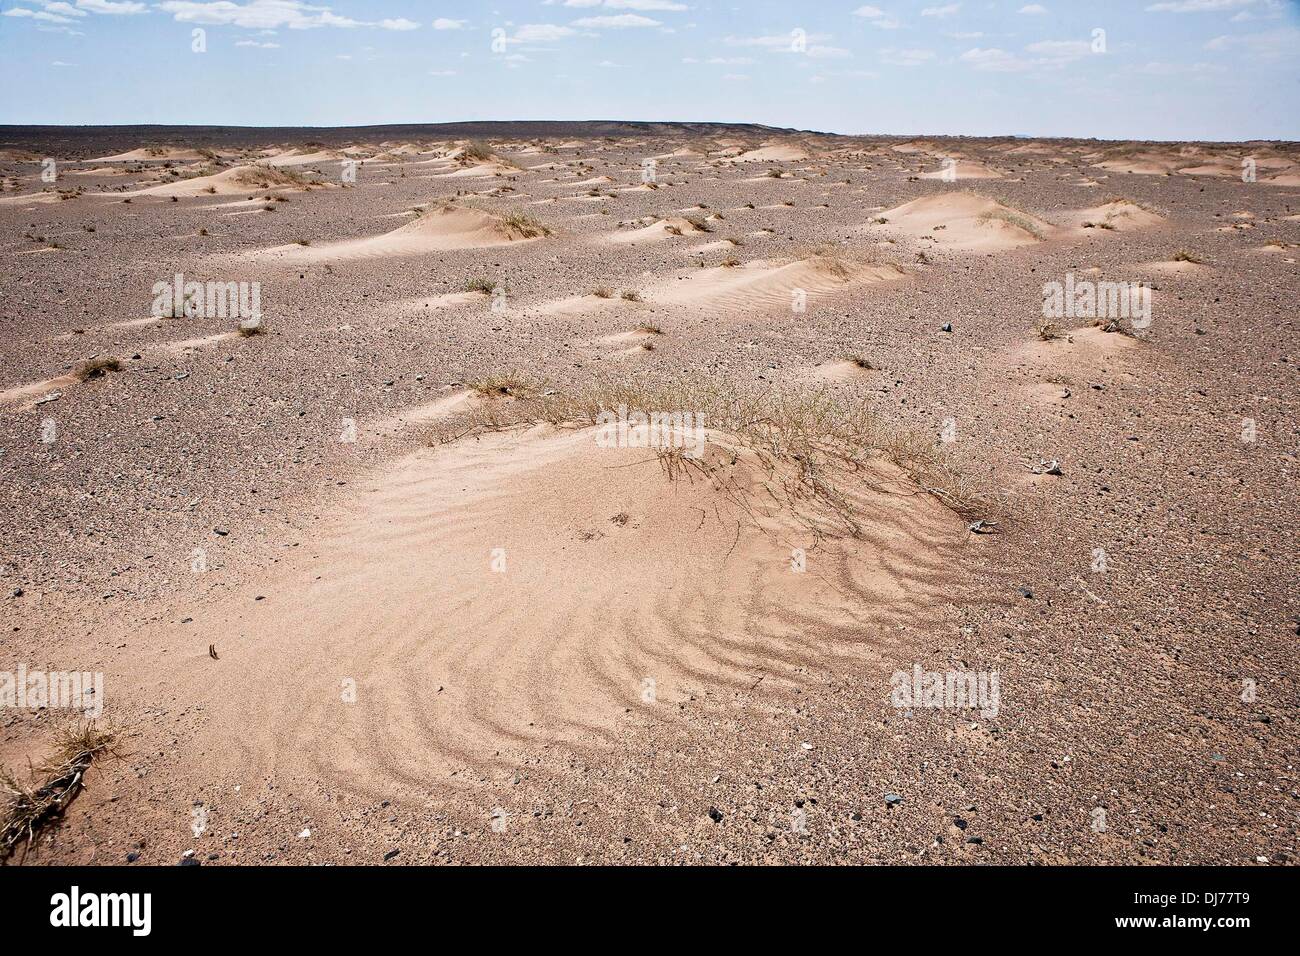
0,0,1295,930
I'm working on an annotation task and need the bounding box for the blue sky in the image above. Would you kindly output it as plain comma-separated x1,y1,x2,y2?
1,0,1297,139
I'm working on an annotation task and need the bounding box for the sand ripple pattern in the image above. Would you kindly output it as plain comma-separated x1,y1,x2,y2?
166,426,963,799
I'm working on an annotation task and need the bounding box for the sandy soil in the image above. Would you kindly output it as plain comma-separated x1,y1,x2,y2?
0,126,1296,866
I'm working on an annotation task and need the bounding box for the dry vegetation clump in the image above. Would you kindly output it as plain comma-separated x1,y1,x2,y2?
232,165,310,189
498,211,552,239
591,286,614,299
1,722,121,862
1101,195,1160,214
464,277,499,294
458,140,496,165
74,356,122,381
1172,249,1204,263
1034,319,1065,341
621,290,643,302
427,376,988,528
978,207,1045,239
465,372,537,399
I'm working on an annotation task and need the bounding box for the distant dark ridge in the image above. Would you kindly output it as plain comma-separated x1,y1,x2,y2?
0,120,825,158
0,122,1292,159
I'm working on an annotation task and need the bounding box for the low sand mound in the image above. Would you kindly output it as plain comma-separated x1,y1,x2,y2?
647,255,904,313
262,148,345,167
1093,151,1179,176
918,159,1003,180
727,144,810,164
134,419,964,787
0,372,81,410
533,292,646,317
258,204,550,262
89,147,216,163
1067,199,1165,233
122,165,320,198
432,160,518,179
875,193,1053,252
815,358,880,382
605,217,708,245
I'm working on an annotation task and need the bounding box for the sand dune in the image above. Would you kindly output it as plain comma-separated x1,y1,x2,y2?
726,144,810,164
256,204,549,262
148,424,962,789
647,256,905,312
918,159,1004,180
0,372,80,409
121,164,322,198
604,216,708,244
89,147,216,163
1066,198,1165,233
262,149,345,167
875,192,1053,251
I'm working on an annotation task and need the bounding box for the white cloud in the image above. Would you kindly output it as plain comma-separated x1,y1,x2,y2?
511,23,577,43
1146,0,1254,11
236,38,280,47
4,8,78,23
74,0,145,11
1204,26,1299,57
378,18,419,31
1025,39,1092,57
852,5,900,28
570,13,661,28
724,32,833,48
157,1,379,30
960,39,1094,72
428,69,457,75
921,3,960,17
44,3,88,16
880,47,935,66
959,47,1029,71
432,18,465,30
1135,60,1223,74
1019,4,1048,13
552,0,685,8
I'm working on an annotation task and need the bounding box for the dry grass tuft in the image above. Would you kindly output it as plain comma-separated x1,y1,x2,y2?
465,372,537,399
591,286,614,299
498,211,552,239
232,165,309,189
427,376,988,529
1172,248,1204,263
1,722,122,862
1034,319,1065,341
75,356,121,381
978,208,1045,239
464,277,498,294
459,140,495,164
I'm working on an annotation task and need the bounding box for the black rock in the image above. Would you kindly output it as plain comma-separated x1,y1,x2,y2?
707,806,724,823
